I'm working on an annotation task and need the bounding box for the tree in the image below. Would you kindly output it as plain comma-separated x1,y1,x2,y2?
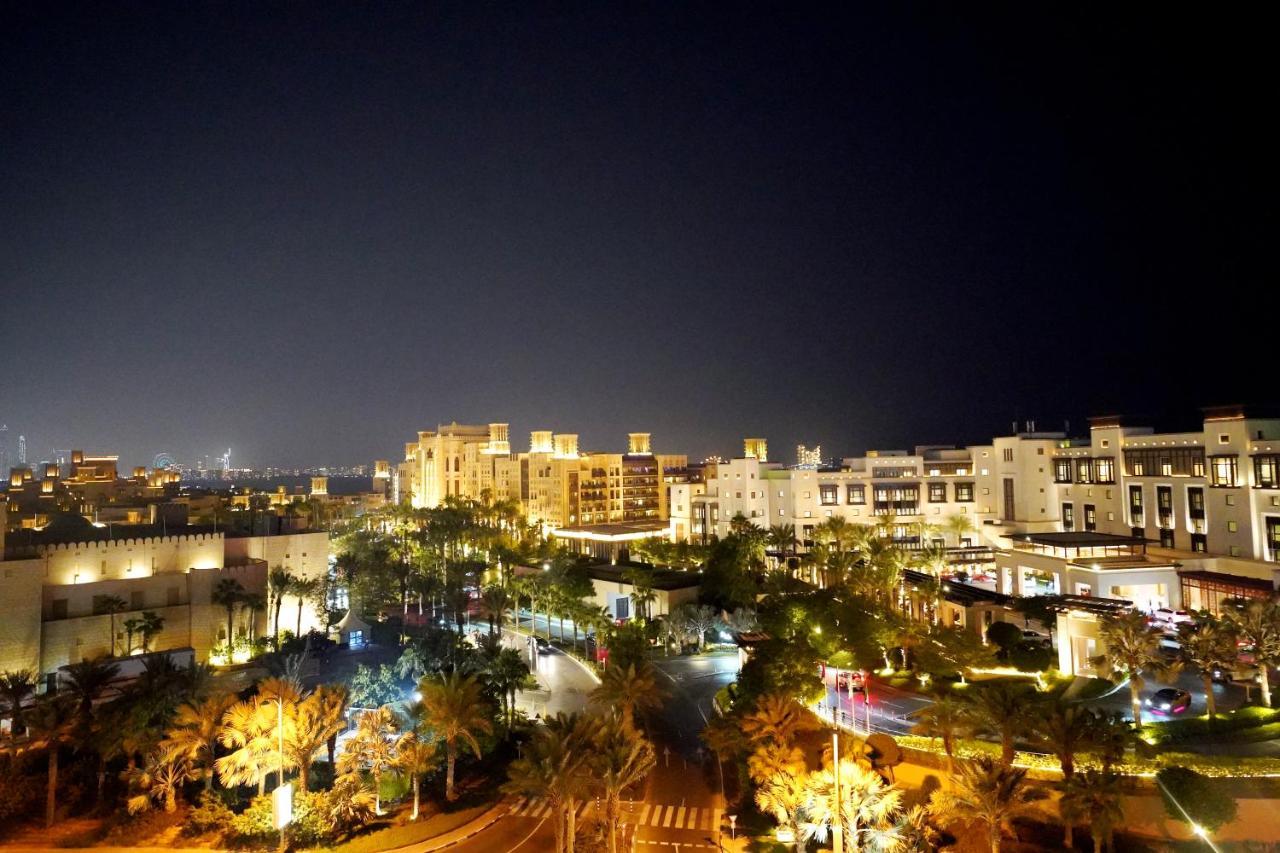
294,577,320,637
349,662,402,709
985,622,1024,660
63,656,121,720
338,706,398,815
484,647,531,730
800,756,903,851
122,616,141,656
747,741,806,786
1,669,36,739
755,761,807,853
1156,765,1237,835
1225,598,1280,708
212,578,245,649
217,697,281,796
126,749,197,814
288,688,348,792
593,717,657,853
590,662,665,731
963,682,1033,768
394,731,439,820
269,567,297,645
312,683,350,768
1028,699,1095,781
910,694,969,773
1177,620,1238,720
674,603,720,651
479,585,511,637
943,513,976,547
137,611,165,653
504,714,594,853
26,694,78,827
1060,769,1124,852
767,524,798,559
740,693,819,747
163,691,237,791
416,672,493,801
1094,610,1169,725
929,756,1046,853
100,594,127,657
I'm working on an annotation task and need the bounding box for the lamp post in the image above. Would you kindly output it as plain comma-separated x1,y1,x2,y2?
831,729,843,853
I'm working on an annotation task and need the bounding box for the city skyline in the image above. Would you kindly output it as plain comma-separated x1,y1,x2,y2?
2,5,1269,467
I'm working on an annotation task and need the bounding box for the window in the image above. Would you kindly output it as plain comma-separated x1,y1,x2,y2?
873,484,920,515
1267,518,1280,560
1094,457,1115,484
1219,433,1231,445
1003,448,1014,462
1129,485,1144,515
819,484,838,506
1255,455,1280,489
928,483,947,503
1084,504,1096,532
1191,533,1207,553
1062,503,1074,531
1123,448,1205,478
1076,459,1093,484
1188,487,1205,518
1160,528,1176,548
955,482,974,502
1227,520,1239,533
846,484,865,504
1210,455,1239,487
1053,459,1072,483
52,598,68,619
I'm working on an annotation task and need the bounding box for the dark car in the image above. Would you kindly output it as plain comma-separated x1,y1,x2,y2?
533,636,550,652
1144,687,1191,715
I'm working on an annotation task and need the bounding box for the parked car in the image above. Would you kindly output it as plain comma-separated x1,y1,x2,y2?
1212,664,1260,684
1022,629,1052,646
1151,608,1193,627
836,670,867,692
1158,632,1181,651
1145,687,1191,714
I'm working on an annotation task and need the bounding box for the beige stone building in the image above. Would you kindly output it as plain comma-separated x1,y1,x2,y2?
0,516,329,682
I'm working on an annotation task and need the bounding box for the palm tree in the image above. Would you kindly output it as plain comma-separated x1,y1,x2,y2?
590,662,665,731
479,585,511,637
294,576,320,638
503,713,594,853
240,592,265,642
741,693,819,747
484,647,530,730
287,688,348,791
910,694,969,773
211,578,244,649
162,691,237,790
928,756,1046,853
122,616,141,656
747,741,806,786
100,594,127,657
395,730,439,820
1225,598,1280,708
1060,769,1125,852
137,611,165,653
338,706,398,814
268,567,296,645
767,523,798,558
26,694,78,827
1,669,36,738
1095,609,1168,725
312,683,350,767
755,761,807,853
216,697,279,796
416,672,493,801
593,718,657,853
800,756,903,851
964,682,1034,768
126,749,197,814
1028,699,1095,781
63,656,121,720
943,513,976,548
1178,620,1238,720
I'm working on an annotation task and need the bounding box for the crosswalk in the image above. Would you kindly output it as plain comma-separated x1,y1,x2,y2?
507,798,722,832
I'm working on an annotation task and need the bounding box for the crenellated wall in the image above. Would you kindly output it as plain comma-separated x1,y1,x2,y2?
36,532,225,585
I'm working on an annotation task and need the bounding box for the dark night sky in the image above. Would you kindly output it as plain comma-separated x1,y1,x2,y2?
1,3,1272,468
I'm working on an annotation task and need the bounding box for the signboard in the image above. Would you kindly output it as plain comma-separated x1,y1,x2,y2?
272,783,294,830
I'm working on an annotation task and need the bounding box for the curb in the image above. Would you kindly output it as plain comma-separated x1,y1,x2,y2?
390,800,511,852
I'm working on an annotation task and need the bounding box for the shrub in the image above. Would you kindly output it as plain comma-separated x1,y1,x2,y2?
185,790,235,836
1008,641,1054,672
1156,766,1237,832
986,622,1023,658
228,794,279,848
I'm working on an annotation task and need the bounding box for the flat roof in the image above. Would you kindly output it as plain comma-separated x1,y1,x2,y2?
1004,531,1149,547
903,569,1010,607
584,562,702,591
1043,593,1134,615
552,520,669,541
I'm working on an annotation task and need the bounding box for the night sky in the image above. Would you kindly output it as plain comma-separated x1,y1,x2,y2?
1,4,1271,468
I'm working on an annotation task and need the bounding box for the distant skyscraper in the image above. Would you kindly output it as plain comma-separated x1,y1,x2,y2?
17,434,26,465
795,444,822,469
0,424,8,472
